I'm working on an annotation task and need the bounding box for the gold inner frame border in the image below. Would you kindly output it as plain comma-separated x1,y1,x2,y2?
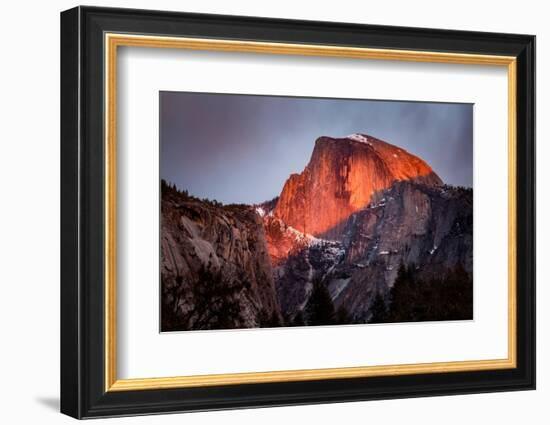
104,33,517,392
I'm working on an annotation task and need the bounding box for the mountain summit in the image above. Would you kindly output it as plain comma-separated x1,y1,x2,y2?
273,134,442,240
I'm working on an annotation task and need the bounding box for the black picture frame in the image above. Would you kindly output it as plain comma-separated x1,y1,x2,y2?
61,5,535,419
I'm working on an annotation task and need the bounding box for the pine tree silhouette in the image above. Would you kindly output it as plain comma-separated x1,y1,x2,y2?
369,292,388,323
161,262,246,331
384,262,473,322
291,311,305,327
335,305,352,325
305,279,336,326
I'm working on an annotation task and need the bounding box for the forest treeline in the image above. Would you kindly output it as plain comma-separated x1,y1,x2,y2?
290,263,472,327
163,261,472,331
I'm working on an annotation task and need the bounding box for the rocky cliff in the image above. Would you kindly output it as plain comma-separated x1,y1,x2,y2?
161,184,281,331
262,214,345,318
328,181,473,321
266,181,472,322
273,134,442,240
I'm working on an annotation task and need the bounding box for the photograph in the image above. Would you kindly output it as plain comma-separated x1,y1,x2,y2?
160,92,474,332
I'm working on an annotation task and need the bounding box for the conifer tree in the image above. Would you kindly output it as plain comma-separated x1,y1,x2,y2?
305,279,336,326
369,292,388,323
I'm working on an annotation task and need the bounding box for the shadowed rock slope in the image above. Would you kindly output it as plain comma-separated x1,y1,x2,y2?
161,184,281,331
264,181,472,322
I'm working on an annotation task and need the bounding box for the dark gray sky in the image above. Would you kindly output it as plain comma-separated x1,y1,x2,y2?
160,92,473,205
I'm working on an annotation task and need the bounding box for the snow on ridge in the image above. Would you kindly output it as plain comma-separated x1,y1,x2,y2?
284,223,341,248
254,205,274,218
285,224,323,245
346,133,373,146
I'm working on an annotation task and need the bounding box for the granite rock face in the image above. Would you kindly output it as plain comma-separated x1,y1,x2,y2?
273,134,442,240
262,214,345,318
329,181,473,321
161,186,281,331
265,180,472,322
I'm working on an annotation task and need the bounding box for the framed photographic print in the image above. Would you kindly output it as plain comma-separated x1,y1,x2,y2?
60,6,535,419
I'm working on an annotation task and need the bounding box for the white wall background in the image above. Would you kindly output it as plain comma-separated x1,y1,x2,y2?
0,0,545,423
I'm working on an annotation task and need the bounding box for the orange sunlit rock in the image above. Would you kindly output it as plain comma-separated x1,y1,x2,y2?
273,134,442,240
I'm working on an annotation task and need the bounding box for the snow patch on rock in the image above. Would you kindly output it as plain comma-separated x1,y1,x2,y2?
346,133,373,146
255,206,266,217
